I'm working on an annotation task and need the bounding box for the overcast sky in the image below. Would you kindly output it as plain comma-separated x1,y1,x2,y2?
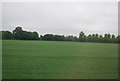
2,2,118,36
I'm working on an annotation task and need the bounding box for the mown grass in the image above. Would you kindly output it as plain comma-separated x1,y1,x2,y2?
2,40,118,79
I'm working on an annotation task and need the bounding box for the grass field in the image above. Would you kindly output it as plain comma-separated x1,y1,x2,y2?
2,40,118,79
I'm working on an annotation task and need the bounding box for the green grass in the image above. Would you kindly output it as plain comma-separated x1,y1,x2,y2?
2,40,118,79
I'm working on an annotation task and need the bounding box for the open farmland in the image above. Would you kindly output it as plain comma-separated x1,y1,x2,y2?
2,40,118,79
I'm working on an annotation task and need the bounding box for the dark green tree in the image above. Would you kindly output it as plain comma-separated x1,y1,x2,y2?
104,33,111,43
79,31,85,42
110,34,115,43
32,32,39,40
117,35,120,43
65,35,77,41
2,31,13,39
13,27,23,40
95,34,99,42
53,35,65,41
98,35,104,42
13,27,39,40
86,34,92,42
42,34,54,41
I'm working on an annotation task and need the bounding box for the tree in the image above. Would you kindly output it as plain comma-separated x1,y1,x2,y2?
2,31,13,39
53,35,65,41
117,35,120,43
2,27,119,43
42,34,54,41
40,35,43,40
13,27,23,40
91,34,95,42
13,27,39,40
104,33,111,43
0,31,2,39
110,34,116,43
95,33,99,42
86,34,92,42
79,31,85,42
32,32,39,40
98,35,104,43
65,35,77,41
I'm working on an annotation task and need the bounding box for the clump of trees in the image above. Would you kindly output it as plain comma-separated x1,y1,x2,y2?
2,31,13,39
78,31,119,43
2,27,39,40
1,27,120,43
41,34,65,41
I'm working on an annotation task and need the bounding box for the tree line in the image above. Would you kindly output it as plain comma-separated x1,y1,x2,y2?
1,27,120,43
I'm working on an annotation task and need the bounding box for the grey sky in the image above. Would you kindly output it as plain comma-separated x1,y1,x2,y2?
2,2,118,36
